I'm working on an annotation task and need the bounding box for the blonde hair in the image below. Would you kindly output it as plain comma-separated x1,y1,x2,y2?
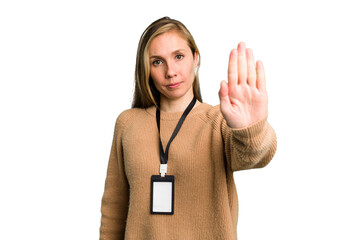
132,17,202,108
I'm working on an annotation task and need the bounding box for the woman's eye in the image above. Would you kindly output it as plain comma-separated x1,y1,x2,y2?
152,60,162,66
175,55,184,60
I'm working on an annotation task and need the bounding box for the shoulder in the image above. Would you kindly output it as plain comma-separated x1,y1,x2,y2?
195,102,223,123
190,102,226,131
114,108,149,132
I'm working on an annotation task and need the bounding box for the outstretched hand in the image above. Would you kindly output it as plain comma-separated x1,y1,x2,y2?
219,42,268,129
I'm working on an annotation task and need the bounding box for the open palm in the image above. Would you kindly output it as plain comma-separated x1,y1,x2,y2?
219,42,268,129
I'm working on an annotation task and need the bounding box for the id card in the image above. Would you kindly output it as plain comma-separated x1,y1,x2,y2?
150,175,174,215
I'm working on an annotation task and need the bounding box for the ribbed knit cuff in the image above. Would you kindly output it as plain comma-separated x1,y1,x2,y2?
229,116,268,139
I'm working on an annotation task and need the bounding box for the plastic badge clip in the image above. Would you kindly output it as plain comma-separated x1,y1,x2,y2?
160,164,167,177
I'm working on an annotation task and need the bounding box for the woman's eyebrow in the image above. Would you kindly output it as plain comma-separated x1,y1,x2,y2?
149,55,163,59
150,49,186,59
173,49,186,53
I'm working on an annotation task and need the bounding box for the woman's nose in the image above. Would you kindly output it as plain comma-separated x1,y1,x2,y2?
165,62,177,79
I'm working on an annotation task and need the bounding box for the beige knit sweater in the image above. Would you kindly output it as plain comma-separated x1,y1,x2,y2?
99,102,277,240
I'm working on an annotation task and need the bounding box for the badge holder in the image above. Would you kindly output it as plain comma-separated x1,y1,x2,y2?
151,97,196,215
150,164,174,215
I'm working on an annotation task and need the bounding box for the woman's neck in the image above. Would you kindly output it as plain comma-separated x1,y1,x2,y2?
160,94,198,113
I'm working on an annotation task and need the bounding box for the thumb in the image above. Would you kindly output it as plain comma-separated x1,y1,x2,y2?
219,80,231,114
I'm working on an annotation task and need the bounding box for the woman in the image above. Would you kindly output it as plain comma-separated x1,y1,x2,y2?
100,17,277,240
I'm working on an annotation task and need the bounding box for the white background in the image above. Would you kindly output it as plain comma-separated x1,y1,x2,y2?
1,0,359,239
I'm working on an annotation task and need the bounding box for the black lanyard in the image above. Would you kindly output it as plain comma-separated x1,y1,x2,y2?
156,96,197,164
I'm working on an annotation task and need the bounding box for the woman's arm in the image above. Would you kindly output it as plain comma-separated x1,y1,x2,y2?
222,116,277,171
99,115,129,239
219,42,276,171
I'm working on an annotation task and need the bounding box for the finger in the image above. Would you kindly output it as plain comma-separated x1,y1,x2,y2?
228,49,238,89
246,48,256,87
237,42,247,85
256,60,267,92
219,80,231,114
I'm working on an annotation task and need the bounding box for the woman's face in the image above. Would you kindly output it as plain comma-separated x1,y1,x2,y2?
148,31,198,102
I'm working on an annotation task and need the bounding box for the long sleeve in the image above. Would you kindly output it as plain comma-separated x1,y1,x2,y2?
100,115,130,239
222,116,277,171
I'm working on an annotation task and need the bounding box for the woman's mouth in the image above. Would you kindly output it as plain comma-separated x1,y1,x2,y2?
167,82,182,89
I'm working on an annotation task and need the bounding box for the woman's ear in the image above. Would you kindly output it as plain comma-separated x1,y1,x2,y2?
193,52,199,68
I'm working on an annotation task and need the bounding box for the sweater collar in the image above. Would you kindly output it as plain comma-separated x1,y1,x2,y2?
145,102,211,121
